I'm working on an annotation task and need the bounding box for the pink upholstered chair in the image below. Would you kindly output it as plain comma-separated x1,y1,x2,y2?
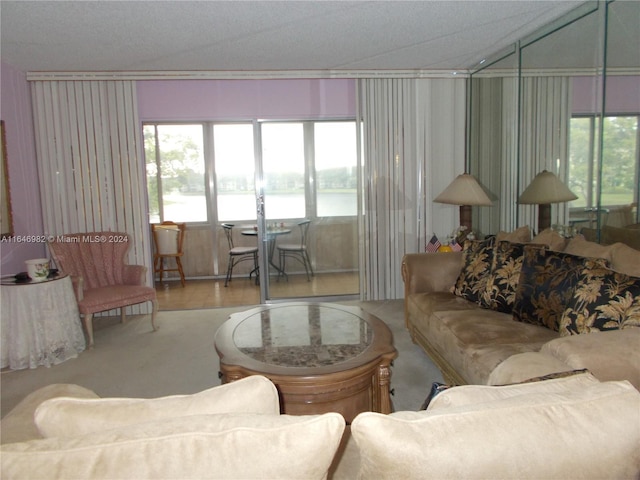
48,232,158,347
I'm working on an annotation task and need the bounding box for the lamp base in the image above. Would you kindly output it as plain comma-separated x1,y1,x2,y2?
538,203,551,232
459,205,472,231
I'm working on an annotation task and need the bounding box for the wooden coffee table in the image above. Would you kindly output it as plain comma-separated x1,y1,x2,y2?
215,302,397,422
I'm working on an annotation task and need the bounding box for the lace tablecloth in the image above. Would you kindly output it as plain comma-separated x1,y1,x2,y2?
1,275,86,370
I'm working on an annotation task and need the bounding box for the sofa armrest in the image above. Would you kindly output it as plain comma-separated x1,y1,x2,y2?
401,252,463,295
401,252,464,332
0,384,99,445
123,265,147,285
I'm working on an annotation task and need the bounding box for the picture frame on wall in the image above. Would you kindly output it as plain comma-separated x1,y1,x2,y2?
1,120,14,239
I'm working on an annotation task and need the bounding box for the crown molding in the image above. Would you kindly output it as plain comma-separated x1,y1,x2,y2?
26,69,469,82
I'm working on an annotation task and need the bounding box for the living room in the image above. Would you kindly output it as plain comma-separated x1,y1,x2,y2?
3,1,637,306
1,1,639,478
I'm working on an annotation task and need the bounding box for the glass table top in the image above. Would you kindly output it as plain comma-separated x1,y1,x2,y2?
232,304,372,368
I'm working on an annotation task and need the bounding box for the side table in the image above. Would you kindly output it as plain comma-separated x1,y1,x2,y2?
1,274,86,370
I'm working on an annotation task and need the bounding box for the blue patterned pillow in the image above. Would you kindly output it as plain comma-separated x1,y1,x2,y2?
560,269,640,335
512,249,609,331
480,241,540,313
452,237,495,304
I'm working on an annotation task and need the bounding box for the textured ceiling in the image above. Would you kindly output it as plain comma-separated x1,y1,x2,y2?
1,1,585,74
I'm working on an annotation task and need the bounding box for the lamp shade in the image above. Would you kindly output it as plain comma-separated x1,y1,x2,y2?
518,170,577,205
433,174,492,206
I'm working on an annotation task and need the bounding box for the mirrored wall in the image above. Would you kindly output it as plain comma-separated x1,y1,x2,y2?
468,0,639,240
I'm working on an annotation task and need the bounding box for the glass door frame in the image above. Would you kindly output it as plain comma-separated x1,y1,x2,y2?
253,120,271,303
254,119,309,304
253,119,361,304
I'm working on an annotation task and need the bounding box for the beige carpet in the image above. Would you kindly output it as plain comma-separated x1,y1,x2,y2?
1,300,443,417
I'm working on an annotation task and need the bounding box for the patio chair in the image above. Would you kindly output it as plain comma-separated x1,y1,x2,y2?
48,232,158,347
222,224,259,286
277,219,314,281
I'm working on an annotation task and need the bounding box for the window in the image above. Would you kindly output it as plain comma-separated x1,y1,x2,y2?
214,124,256,222
262,123,306,219
569,115,639,208
145,120,358,223
315,122,358,217
144,124,206,223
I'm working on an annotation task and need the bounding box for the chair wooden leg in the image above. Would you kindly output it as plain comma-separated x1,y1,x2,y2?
83,313,95,348
150,299,159,331
155,256,164,283
176,257,186,287
121,308,127,324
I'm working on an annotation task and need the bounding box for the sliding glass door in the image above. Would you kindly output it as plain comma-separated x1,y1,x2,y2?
258,121,359,302
145,119,360,303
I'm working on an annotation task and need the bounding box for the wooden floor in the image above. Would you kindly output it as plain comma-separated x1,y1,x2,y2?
154,272,359,310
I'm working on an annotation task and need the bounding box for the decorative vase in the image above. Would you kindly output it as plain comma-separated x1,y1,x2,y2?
25,258,50,282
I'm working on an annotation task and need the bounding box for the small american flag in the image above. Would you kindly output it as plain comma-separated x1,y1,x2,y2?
425,234,441,253
450,240,463,252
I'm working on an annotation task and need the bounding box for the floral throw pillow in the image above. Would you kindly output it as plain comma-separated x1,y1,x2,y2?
560,269,640,336
452,237,495,304
512,250,609,331
480,241,539,313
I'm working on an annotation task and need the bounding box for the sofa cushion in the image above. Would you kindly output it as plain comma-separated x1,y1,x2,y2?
564,234,616,260
560,268,640,335
406,291,482,326
420,306,558,385
1,413,345,480
452,237,495,304
531,228,569,251
480,242,541,313
610,242,640,276
35,375,280,438
487,352,577,386
351,380,640,479
541,328,640,391
512,249,609,331
428,371,598,409
496,225,531,243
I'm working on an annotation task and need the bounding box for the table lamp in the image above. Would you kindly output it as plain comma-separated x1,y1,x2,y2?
434,174,492,231
518,170,577,231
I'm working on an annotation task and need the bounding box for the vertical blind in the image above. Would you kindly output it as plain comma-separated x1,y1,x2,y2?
30,80,152,313
29,77,466,304
470,76,571,235
519,76,571,230
469,76,519,235
358,78,466,300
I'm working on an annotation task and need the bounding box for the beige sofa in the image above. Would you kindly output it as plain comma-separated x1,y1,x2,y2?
0,378,347,480
2,373,639,479
402,228,640,389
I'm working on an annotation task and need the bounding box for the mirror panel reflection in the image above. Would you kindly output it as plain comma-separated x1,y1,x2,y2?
519,3,602,232
468,48,518,235
598,1,640,232
468,0,639,244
